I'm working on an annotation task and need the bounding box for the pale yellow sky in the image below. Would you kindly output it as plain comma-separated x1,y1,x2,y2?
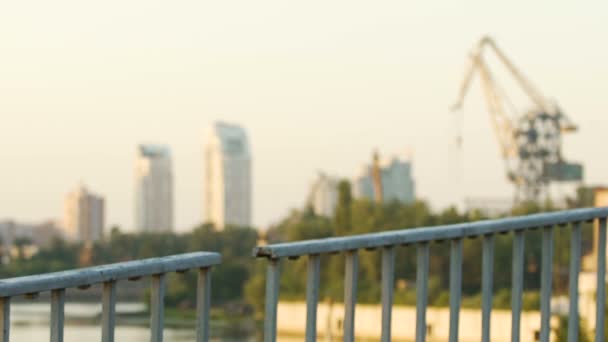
1,1,607,231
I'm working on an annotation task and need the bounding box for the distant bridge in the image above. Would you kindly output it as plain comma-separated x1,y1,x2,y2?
1,208,607,342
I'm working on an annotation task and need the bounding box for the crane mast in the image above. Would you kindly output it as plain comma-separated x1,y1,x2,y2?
452,36,582,203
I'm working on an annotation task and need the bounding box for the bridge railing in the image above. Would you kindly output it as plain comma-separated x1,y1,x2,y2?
253,207,608,342
0,251,221,342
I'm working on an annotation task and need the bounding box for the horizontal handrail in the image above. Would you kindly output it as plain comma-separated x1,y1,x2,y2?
255,207,608,342
253,207,608,259
0,252,221,297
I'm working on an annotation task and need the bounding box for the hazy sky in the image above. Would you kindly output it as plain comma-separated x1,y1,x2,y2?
1,1,607,232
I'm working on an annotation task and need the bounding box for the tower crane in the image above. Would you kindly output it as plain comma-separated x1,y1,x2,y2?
452,36,583,203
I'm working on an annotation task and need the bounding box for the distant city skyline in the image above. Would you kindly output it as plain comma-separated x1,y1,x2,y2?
134,144,173,232
1,1,607,231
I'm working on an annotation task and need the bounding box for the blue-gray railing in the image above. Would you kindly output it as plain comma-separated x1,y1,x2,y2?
253,207,608,342
0,251,221,342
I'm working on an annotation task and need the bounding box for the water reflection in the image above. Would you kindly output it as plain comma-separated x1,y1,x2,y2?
8,303,303,341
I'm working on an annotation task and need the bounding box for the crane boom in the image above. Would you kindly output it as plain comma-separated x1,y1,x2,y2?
475,55,518,159
452,36,582,202
452,42,518,160
479,37,550,115
454,36,577,132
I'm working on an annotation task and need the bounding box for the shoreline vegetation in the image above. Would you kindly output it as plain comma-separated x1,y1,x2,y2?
1,184,596,339
11,304,258,337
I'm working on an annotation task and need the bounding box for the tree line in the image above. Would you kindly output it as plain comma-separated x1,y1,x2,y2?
245,182,594,314
0,183,596,317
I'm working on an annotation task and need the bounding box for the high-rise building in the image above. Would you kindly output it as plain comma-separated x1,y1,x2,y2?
307,172,339,217
63,184,105,242
135,144,173,232
204,122,252,229
353,155,415,204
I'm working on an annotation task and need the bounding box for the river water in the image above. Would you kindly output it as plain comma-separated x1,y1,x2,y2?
8,303,298,341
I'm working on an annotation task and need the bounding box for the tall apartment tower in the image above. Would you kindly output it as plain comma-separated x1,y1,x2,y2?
135,144,173,232
63,184,105,242
204,122,252,229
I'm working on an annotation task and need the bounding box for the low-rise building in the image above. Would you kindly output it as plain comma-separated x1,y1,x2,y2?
0,219,63,262
307,172,339,217
353,155,415,204
63,184,105,242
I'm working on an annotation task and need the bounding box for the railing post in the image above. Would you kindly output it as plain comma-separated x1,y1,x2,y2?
0,252,221,342
540,226,554,342
305,255,321,342
102,281,117,342
150,274,166,342
0,297,10,342
264,258,280,342
481,234,494,342
381,246,395,342
567,222,582,342
511,230,525,342
416,243,430,342
343,250,358,342
196,267,212,342
449,238,463,342
596,218,607,342
50,289,65,342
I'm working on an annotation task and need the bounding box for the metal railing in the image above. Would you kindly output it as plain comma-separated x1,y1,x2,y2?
253,207,608,342
0,251,221,342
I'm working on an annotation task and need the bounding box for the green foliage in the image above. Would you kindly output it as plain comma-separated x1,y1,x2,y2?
521,291,541,311
259,196,581,312
333,180,353,235
0,238,81,277
3,190,592,316
243,262,267,315
1,224,259,310
554,315,591,342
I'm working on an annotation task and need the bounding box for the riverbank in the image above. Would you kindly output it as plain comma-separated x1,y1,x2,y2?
10,302,257,339
276,301,557,341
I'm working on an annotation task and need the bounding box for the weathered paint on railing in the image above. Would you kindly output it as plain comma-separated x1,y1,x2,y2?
0,252,221,342
253,207,608,342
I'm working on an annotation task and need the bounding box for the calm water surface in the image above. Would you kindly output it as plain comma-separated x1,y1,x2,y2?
9,303,300,342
